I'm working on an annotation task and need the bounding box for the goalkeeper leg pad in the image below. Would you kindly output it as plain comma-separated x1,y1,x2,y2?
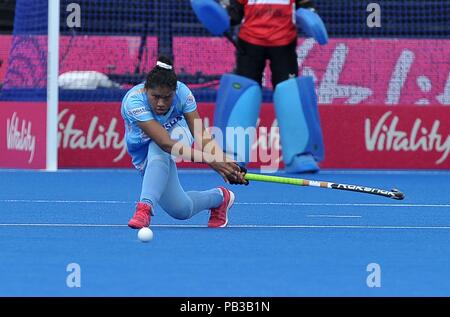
214,74,262,164
273,76,324,173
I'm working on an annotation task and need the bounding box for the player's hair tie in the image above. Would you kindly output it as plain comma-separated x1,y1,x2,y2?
156,61,173,70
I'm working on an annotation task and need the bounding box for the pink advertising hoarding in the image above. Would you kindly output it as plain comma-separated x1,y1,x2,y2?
0,102,47,169
174,38,450,106
296,39,450,106
0,35,12,85
317,106,450,169
3,36,449,106
53,102,449,170
2,35,157,89
57,102,130,168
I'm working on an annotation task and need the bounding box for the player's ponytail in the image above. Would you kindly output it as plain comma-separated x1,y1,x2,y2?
145,56,177,91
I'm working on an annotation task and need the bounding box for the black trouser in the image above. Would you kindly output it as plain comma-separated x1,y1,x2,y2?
235,38,299,88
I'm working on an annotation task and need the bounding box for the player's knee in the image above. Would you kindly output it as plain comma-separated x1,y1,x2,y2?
146,155,170,175
169,200,194,220
148,154,170,164
147,142,171,165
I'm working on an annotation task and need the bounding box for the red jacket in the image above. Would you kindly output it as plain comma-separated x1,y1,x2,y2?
236,0,297,46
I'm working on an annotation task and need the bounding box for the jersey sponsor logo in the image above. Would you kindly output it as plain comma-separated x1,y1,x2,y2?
186,93,196,105
248,0,290,5
163,115,184,130
128,107,149,117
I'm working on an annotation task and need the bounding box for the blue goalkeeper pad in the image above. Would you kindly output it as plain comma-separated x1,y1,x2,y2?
296,8,329,45
273,76,324,165
214,74,262,164
191,0,230,36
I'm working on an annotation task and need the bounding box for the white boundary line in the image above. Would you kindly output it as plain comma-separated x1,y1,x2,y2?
0,223,127,227
1,199,449,208
306,215,362,218
1,223,450,230
0,199,131,204
237,202,450,208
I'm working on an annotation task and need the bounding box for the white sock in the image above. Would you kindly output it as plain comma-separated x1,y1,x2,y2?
217,188,224,200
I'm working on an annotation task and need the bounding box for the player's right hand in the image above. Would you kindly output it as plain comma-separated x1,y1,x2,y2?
228,165,249,185
209,161,248,185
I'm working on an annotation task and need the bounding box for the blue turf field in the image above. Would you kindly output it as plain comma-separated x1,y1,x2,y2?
0,169,449,296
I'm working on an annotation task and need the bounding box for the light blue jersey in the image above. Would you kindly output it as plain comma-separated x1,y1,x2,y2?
121,81,197,167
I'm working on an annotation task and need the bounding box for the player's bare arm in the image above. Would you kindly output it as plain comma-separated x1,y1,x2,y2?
185,110,246,184
138,118,245,184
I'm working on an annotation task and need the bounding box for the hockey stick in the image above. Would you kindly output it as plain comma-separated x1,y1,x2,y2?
244,173,405,200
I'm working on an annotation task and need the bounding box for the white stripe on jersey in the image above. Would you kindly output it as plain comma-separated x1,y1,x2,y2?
247,0,290,5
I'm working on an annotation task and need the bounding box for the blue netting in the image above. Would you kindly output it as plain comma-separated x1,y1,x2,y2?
49,0,450,38
12,0,48,35
318,0,450,38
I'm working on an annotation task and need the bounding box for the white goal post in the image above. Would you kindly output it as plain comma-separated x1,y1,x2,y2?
46,0,60,171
